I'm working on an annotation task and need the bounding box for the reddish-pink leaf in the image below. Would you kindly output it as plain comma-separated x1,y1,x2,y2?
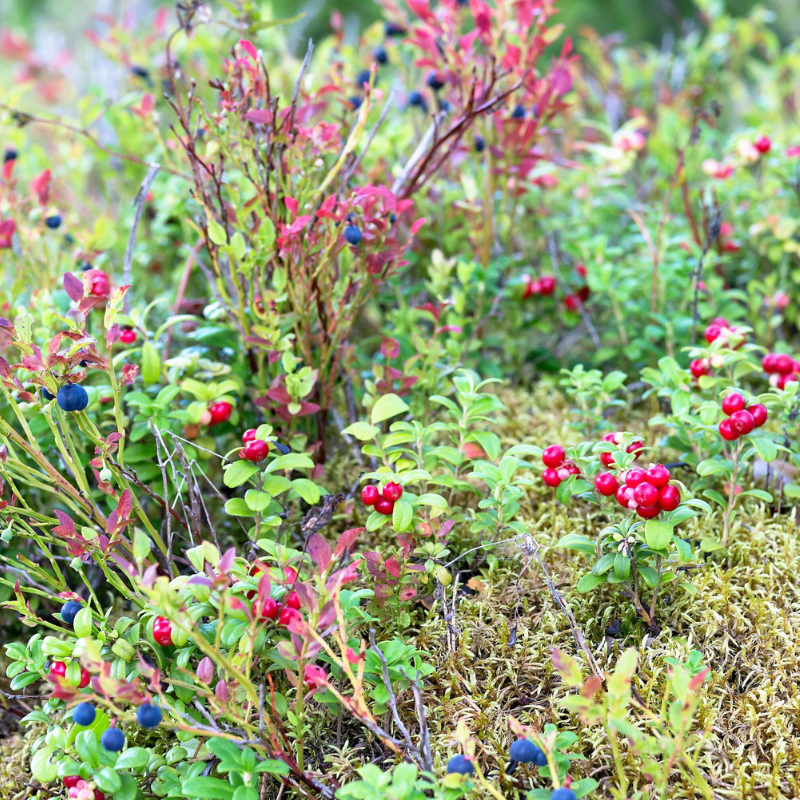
307,533,332,573
334,527,363,559
63,272,84,302
239,39,258,61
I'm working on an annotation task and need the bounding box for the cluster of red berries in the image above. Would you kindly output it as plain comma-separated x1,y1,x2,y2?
563,264,590,312
361,481,403,515
717,393,768,441
240,428,269,462
599,432,643,467
522,274,556,299
249,564,302,625
762,352,800,390
704,317,743,348
203,400,232,426
595,464,680,518
47,659,90,688
541,445,580,487
63,776,104,800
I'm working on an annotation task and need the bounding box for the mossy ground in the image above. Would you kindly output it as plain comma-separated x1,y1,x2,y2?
3,386,800,799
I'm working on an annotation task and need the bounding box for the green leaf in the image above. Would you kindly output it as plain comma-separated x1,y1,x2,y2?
75,730,100,768
223,461,260,488
181,777,236,799
702,488,727,507
414,493,448,509
245,490,272,512
637,566,659,588
392,499,414,532
114,747,150,771
225,498,254,517
255,759,291,775
291,478,321,504
230,231,246,260
555,533,595,554
750,436,778,462
141,341,161,385
613,553,630,579
738,488,773,502
576,573,604,593
94,767,122,794
342,422,380,441
31,746,58,783
208,219,228,245
370,393,410,424
645,519,674,550
265,453,315,472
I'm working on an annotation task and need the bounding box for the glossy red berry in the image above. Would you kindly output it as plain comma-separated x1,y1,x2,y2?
78,667,90,688
762,353,778,373
616,484,635,509
361,485,380,506
625,468,646,487
718,418,738,441
49,661,67,680
633,481,658,507
374,497,395,515
636,504,661,519
539,275,556,295
721,393,746,416
284,566,298,583
383,482,403,502
602,432,617,442
286,591,301,610
153,616,173,646
243,439,268,462
119,328,137,345
600,451,615,467
86,268,111,298
729,409,755,436
645,464,670,488
690,358,710,378
522,280,535,300
594,472,619,496
63,776,82,789
209,401,233,426
563,294,580,312
774,353,794,375
704,324,721,343
658,484,680,511
255,597,279,620
627,440,643,456
747,403,768,427
754,135,771,153
242,429,257,444
542,468,561,488
777,373,799,390
542,445,566,469
565,463,580,476
279,607,300,627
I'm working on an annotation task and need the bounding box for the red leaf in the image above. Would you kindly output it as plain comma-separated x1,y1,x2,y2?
243,109,272,124
53,510,76,538
64,272,84,303
380,337,400,359
334,527,363,559
239,39,258,61
120,364,138,385
307,533,332,573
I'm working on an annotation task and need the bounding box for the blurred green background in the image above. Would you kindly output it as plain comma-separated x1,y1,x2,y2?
1,0,798,56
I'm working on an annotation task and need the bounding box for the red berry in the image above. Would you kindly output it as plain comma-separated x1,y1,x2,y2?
361,485,379,506
78,667,90,689
602,432,617,442
209,401,233,426
64,776,81,789
279,607,300,627
658,484,680,512
626,440,643,456
645,464,670,488
718,418,738,441
616,484,635,509
374,497,395,515
636,504,661,519
86,268,111,298
119,328,137,345
721,393,746,416
383,481,403,502
633,482,659,508
542,468,561,488
242,428,257,444
690,358,710,378
284,566,298,583
255,596,279,620
729,409,755,436
542,445,566,469
704,324,721,343
576,263,587,278
243,439,268,462
49,661,67,680
539,275,555,295
563,293,580,312
625,468,646,487
762,353,778,374
594,472,619,496
747,403,768,428
600,451,615,467
286,591,301,610
153,616,173,646
522,280,535,300
774,353,794,375
711,316,730,327
777,373,799,390
96,792,106,800
755,135,771,153
566,463,580,476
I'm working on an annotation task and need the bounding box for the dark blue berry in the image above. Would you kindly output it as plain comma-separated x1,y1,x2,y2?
551,790,576,800
60,601,82,626
349,96,363,111
131,65,150,80
374,47,388,65
344,225,362,246
45,214,62,230
355,69,373,88
72,702,96,727
427,71,445,91
439,99,451,112
79,261,93,271
446,755,474,775
137,703,162,729
389,213,397,224
385,22,406,37
275,443,291,455
41,387,55,402
100,728,125,751
474,135,486,153
511,104,526,119
4,148,17,163
57,384,89,412
63,233,75,245
408,90,426,109
509,738,542,764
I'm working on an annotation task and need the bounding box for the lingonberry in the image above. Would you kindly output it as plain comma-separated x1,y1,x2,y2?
344,225,362,246
645,464,670,488
636,504,661,519
209,401,233,425
374,497,395,515
542,445,566,469
522,278,535,300
137,703,162,729
446,755,474,775
361,485,380,506
627,440,644,456
595,472,619,496
747,403,768,427
119,328,137,344
243,439,268,462
600,451,616,467
777,373,799,390
153,616,173,646
633,481,659,508
565,463,580,476
625,468,646,487
285,591,302,610
542,468,561,487
256,596,279,620
762,353,778,373
60,600,82,625
383,482,403,502
63,776,82,789
754,135,771,153
704,324,721,343
729,409,755,436
86,268,111,298
100,728,125,752
57,384,89,412
718,418,738,441
279,606,301,627
721,393,746,416
615,484,635,508
284,566,298,583
658,484,680,511
78,667,90,688
72,702,96,727
563,293,580,312
774,353,794,375
690,358,710,378
242,428,257,444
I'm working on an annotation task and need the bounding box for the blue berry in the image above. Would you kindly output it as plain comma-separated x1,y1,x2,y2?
511,104,526,119
374,47,388,65
551,790,576,800
4,148,17,163
72,702,96,727
385,22,405,37
137,703,162,729
344,225,362,246
509,738,543,764
100,728,125,751
355,69,373,88
45,214,62,229
446,755,474,775
57,384,88,412
474,135,485,153
349,96,363,111
427,71,445,91
60,601,82,626
41,387,55,402
408,90,426,109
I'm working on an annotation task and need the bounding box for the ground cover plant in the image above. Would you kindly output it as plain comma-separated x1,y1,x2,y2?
1,0,800,798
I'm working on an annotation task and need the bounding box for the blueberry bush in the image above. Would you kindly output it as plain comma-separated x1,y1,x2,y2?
1,1,800,799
